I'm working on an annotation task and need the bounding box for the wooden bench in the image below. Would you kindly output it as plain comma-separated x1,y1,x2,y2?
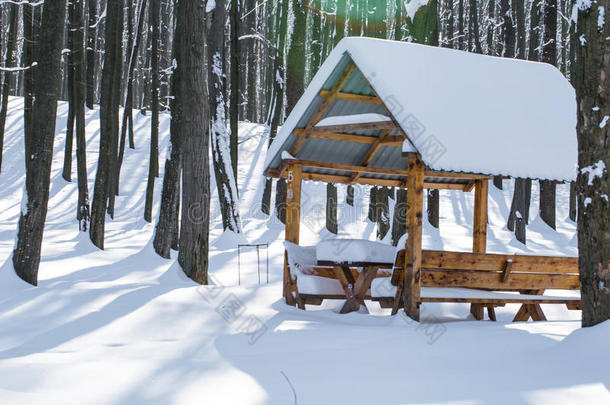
373,250,580,321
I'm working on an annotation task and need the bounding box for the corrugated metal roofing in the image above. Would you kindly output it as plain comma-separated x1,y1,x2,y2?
266,45,497,185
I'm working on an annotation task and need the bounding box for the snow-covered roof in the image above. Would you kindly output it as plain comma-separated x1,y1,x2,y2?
264,37,577,181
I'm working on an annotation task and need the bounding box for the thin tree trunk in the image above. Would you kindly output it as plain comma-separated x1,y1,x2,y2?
144,0,160,222
86,0,98,109
69,0,90,232
377,186,390,239
498,0,515,57
528,0,542,61
392,188,407,246
573,1,609,327
117,0,148,193
468,0,482,53
286,0,306,113
427,189,439,228
209,0,241,232
458,0,464,49
90,0,123,248
0,3,17,174
13,0,67,285
229,0,238,179
539,0,557,230
326,182,338,234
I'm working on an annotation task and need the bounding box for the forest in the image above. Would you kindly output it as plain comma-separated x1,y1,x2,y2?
0,0,608,325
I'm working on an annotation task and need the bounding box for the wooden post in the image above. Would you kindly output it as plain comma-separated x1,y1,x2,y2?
283,164,302,306
403,154,424,321
471,179,489,319
473,179,488,253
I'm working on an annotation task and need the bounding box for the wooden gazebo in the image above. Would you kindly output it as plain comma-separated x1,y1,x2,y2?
264,38,580,322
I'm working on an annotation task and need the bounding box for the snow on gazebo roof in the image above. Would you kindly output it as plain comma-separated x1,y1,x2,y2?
264,37,577,182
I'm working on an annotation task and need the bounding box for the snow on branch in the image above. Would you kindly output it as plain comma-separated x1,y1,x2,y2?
0,0,44,5
0,62,38,72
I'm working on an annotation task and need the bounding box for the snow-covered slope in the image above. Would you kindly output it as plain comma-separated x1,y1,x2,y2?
0,97,607,405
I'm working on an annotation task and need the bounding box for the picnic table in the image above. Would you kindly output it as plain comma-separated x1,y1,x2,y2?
315,239,396,314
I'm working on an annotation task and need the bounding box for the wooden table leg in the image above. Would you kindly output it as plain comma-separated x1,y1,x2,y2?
332,266,358,313
512,290,547,322
339,266,378,314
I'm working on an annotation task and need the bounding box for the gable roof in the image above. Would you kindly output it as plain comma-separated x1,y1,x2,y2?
264,37,577,182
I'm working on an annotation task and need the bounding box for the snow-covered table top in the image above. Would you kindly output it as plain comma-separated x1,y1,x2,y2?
315,239,397,265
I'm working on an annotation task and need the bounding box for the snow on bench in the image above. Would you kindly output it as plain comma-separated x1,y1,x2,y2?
284,241,344,295
315,238,398,264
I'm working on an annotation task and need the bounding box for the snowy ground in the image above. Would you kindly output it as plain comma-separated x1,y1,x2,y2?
0,97,608,404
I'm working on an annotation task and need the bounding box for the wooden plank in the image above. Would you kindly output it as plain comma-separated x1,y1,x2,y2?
473,179,488,254
426,182,468,190
421,250,579,274
418,297,579,305
424,170,493,180
318,89,383,104
281,159,407,177
289,62,357,156
403,154,424,321
351,129,393,183
421,270,580,290
308,120,397,134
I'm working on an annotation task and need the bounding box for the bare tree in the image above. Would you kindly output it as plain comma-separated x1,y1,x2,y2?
90,0,124,248
573,1,609,327
13,0,67,285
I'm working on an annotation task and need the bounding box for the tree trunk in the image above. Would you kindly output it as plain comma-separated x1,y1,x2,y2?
392,188,407,246
229,0,239,179
144,0,160,222
275,178,287,224
86,0,98,109
22,5,41,172
427,189,439,228
262,0,288,216
90,0,123,248
486,0,495,54
458,0,464,49
0,3,17,174
175,0,210,284
326,183,338,234
209,0,241,232
498,0,515,57
13,0,67,285
539,0,557,230
514,0,526,59
286,0,306,113
68,0,90,231
468,0,482,53
573,1,609,327
117,0,149,192
377,186,390,239
528,0,542,61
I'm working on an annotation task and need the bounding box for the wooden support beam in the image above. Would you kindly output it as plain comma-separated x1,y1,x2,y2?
283,164,302,306
267,167,473,191
309,121,396,134
294,128,403,145
351,129,393,183
472,179,489,253
425,170,493,180
318,90,383,104
471,179,489,318
402,154,424,321
289,62,356,156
